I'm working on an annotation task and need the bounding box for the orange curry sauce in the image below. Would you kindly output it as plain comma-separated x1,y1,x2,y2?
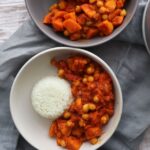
50,55,115,150
43,0,127,40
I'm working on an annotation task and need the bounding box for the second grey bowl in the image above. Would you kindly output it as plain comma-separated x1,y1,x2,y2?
25,0,138,47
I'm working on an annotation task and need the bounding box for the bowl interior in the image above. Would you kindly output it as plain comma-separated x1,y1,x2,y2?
25,0,138,47
10,47,122,150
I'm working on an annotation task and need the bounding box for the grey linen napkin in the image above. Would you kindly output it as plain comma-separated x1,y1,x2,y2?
0,0,150,150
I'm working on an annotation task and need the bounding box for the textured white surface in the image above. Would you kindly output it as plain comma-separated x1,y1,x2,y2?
0,0,150,149
0,0,28,44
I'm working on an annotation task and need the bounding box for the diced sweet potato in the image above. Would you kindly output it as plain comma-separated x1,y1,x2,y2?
66,1,76,12
108,9,122,21
89,112,100,125
77,14,89,25
85,127,102,140
112,16,124,26
86,28,98,39
63,19,81,33
116,0,125,8
105,0,116,12
53,11,67,20
65,136,82,150
64,12,76,20
57,120,72,136
72,128,83,137
81,4,96,18
43,13,52,24
49,122,57,137
70,32,81,41
52,19,64,31
97,20,114,36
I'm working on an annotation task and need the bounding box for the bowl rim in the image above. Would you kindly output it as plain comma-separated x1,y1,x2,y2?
142,0,150,56
25,0,139,47
10,47,123,150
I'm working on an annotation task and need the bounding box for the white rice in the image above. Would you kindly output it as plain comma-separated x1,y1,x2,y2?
31,76,73,120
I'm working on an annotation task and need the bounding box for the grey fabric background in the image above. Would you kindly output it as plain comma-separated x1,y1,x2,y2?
0,0,150,150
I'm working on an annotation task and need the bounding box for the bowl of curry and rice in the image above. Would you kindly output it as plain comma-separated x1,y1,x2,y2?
10,47,122,150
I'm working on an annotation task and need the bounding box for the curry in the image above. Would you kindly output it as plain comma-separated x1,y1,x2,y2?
43,0,127,40
49,55,115,150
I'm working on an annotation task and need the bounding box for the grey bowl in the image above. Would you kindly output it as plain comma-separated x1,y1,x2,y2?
143,0,150,55
25,0,138,47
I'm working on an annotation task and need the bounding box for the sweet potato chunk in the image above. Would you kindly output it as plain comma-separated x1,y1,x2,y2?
77,14,89,25
105,0,116,12
72,128,83,137
108,9,122,21
85,127,102,140
53,11,67,19
86,28,98,39
98,20,114,36
43,13,52,24
57,120,72,136
63,19,81,33
49,122,57,137
66,136,82,150
81,4,96,18
116,0,125,8
112,16,124,26
70,32,81,41
52,19,64,31
64,12,76,21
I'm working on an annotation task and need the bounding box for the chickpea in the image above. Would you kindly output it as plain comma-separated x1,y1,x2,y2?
76,5,81,13
63,111,71,119
82,114,89,120
88,76,94,82
90,138,98,144
99,6,108,14
86,66,94,74
120,9,127,16
97,1,104,7
76,97,82,107
89,0,97,3
101,114,109,125
102,14,108,20
58,1,67,9
93,95,99,103
64,30,70,36
89,104,96,111
58,69,64,77
60,140,66,147
82,77,87,83
79,119,85,127
83,104,89,113
66,120,74,127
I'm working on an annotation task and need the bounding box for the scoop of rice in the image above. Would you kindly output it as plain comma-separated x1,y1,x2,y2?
31,76,73,120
